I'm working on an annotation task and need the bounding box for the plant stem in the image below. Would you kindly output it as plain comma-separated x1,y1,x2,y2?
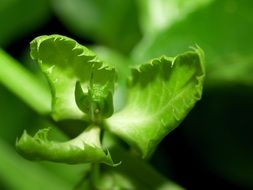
0,49,51,114
102,132,185,190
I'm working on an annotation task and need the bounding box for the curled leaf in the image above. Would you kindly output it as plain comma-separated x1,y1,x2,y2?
16,126,116,166
30,35,115,121
106,47,205,158
75,80,114,123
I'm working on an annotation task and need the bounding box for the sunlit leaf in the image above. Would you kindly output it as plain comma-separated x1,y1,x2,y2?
106,47,205,157
16,126,115,166
30,35,115,121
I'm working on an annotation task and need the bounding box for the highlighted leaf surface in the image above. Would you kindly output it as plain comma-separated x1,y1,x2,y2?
106,47,205,158
16,126,115,165
30,35,115,121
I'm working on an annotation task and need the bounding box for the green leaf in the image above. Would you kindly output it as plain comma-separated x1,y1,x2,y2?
16,125,115,166
91,46,132,112
131,0,253,185
106,47,205,158
30,35,115,121
133,0,253,87
137,0,213,35
75,80,114,122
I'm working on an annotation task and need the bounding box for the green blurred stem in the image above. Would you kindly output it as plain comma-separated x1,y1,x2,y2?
101,133,185,190
90,163,99,188
0,49,51,114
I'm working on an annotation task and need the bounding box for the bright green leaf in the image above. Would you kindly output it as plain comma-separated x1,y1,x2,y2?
106,47,205,158
16,125,115,166
30,35,115,121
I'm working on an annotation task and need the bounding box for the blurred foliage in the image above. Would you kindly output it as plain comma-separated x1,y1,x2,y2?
0,0,51,47
0,85,32,143
136,0,213,35
0,0,253,189
51,0,142,53
133,0,253,87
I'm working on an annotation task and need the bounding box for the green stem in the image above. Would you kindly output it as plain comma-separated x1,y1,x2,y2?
0,49,51,114
98,132,185,190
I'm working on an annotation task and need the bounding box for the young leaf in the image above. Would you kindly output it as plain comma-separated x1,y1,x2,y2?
16,126,115,166
106,47,205,158
30,35,115,121
75,80,114,123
